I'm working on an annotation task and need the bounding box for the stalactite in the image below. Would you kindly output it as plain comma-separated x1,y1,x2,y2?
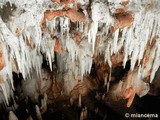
1,83,9,105
83,9,88,36
41,31,56,71
113,29,119,54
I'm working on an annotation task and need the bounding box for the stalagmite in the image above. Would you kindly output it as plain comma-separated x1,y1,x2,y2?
8,111,18,120
27,116,33,120
40,93,48,114
35,105,43,120
78,94,82,107
104,73,108,87
80,107,88,120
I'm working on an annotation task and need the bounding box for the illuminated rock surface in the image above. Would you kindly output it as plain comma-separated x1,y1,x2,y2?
0,0,160,119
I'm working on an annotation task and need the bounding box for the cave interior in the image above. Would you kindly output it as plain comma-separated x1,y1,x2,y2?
0,0,160,120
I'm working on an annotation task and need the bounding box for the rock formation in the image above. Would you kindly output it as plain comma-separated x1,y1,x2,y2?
0,0,160,119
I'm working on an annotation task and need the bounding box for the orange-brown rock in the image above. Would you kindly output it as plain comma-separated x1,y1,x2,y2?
74,32,82,43
46,82,62,104
115,8,126,14
121,86,135,107
0,76,4,83
120,67,150,107
66,9,85,22
122,86,134,99
111,53,124,68
44,9,85,23
126,91,135,107
70,76,98,100
15,28,21,36
113,12,134,31
94,60,109,81
25,37,35,49
54,38,62,54
51,0,61,3
0,43,5,71
121,1,129,6
51,81,61,98
44,10,65,21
